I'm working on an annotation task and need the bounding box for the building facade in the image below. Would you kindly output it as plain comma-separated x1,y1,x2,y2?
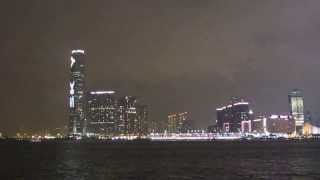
118,96,138,135
251,116,267,133
136,105,149,136
288,89,304,134
86,91,117,137
266,114,295,134
167,112,189,133
303,122,320,136
85,93,148,137
216,99,253,133
69,50,86,136
117,96,148,136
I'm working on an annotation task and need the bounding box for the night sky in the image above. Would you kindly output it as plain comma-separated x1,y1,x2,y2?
1,0,320,135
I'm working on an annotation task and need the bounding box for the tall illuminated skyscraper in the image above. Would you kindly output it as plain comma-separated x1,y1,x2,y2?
69,49,86,137
288,89,304,135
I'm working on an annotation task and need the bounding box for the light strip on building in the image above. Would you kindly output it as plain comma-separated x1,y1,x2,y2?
233,102,249,106
71,49,85,54
216,106,226,111
70,56,76,67
90,91,115,95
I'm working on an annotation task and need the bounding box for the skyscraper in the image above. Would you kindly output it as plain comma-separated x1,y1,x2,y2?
288,89,304,135
117,96,138,135
86,91,117,137
167,112,189,133
136,104,149,136
114,96,149,136
69,49,86,137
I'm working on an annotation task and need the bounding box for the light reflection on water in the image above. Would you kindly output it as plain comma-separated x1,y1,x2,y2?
0,141,320,180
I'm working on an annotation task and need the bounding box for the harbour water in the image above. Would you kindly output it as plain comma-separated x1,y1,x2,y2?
0,141,320,180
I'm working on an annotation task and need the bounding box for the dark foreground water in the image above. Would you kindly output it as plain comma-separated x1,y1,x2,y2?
0,141,320,180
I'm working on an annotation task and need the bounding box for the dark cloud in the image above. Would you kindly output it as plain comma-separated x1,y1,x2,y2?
1,0,320,135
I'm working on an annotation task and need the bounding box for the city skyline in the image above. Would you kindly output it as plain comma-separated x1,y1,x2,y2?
66,48,315,137
2,1,320,135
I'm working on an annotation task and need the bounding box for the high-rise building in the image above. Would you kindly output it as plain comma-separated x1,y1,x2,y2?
288,89,304,134
85,92,148,137
216,98,253,133
68,49,86,137
117,96,141,135
86,91,117,137
136,104,149,136
167,112,189,133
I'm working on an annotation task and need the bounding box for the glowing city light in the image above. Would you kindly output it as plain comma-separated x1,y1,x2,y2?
270,115,279,119
216,106,226,111
90,91,115,95
69,81,75,95
234,102,249,106
70,56,76,68
69,96,74,108
71,49,85,54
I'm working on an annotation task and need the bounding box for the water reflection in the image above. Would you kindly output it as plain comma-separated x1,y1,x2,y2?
0,141,319,180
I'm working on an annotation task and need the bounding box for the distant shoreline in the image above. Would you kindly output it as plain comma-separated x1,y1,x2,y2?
1,137,320,144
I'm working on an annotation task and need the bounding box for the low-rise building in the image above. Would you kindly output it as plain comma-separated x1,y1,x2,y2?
251,116,267,133
266,114,295,134
303,122,320,136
